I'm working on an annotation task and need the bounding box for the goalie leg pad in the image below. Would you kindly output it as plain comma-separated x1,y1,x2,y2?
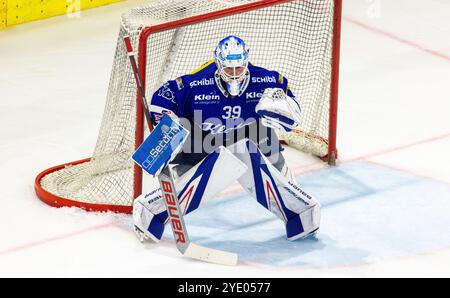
286,203,321,240
133,146,248,242
133,188,166,242
228,139,321,240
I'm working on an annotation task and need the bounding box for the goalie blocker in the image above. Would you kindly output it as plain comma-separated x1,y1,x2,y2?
134,138,321,243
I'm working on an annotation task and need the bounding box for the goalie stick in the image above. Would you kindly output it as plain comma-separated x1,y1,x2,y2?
124,35,238,266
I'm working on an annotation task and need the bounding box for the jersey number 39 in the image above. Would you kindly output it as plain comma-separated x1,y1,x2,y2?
222,106,242,120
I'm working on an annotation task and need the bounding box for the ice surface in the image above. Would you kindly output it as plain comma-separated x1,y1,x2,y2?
0,0,449,277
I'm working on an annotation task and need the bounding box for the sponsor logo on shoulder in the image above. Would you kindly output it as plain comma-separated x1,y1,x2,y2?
252,76,276,84
190,78,215,88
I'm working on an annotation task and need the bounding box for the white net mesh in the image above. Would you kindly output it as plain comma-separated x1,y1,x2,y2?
39,0,337,210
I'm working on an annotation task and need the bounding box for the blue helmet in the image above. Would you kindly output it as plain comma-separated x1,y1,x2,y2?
214,35,250,96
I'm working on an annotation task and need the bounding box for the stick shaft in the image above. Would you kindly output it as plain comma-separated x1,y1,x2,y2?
124,35,191,254
124,35,153,130
158,167,191,253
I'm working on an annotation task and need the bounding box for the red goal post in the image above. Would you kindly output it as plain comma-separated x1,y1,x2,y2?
35,0,342,213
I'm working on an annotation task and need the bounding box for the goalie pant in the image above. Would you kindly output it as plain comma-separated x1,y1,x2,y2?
133,139,321,242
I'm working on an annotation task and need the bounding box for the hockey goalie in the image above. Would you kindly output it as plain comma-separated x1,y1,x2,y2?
133,36,321,243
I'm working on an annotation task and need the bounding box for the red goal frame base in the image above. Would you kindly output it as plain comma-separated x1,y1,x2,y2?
34,158,133,214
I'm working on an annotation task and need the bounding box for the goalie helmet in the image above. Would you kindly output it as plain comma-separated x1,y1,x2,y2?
214,35,250,96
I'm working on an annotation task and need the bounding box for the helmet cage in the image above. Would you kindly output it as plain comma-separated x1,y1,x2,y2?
214,36,250,96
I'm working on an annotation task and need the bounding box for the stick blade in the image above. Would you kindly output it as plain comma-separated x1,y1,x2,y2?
184,243,238,266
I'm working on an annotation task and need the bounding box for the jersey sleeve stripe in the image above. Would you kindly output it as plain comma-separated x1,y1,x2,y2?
190,59,215,74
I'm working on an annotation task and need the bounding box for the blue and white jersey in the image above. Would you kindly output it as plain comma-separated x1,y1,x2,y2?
149,61,298,168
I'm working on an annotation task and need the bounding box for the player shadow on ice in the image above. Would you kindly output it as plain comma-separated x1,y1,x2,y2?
164,161,445,267
196,234,372,268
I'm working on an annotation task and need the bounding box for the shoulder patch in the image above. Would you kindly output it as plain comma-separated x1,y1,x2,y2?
278,73,284,84
175,77,184,90
158,82,176,103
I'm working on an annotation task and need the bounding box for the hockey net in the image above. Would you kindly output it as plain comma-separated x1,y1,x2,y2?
35,0,341,213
